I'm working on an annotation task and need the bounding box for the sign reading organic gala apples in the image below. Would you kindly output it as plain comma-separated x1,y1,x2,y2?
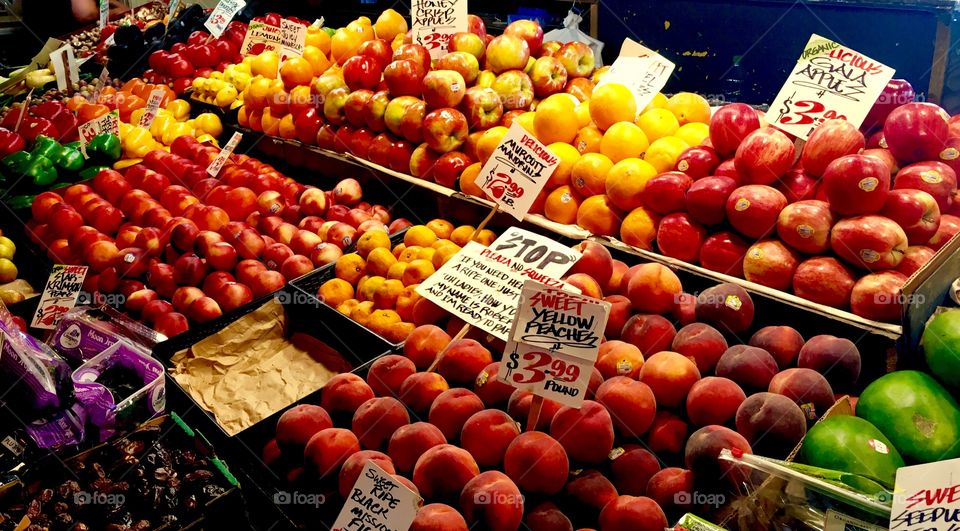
596,38,675,115
331,461,420,531
770,34,895,140
411,0,468,60
474,122,560,220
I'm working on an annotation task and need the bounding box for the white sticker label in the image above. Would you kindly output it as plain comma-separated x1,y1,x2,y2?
50,45,79,92
474,123,559,221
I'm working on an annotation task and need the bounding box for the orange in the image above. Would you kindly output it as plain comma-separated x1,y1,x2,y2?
358,275,386,302
589,83,637,131
600,122,649,163
280,56,314,90
666,92,711,125
636,108,680,142
402,259,436,286
573,125,603,154
546,142,581,189
277,113,297,139
475,230,496,246
529,188,548,214
395,286,421,321
426,219,454,239
366,247,398,276
383,322,416,343
318,278,354,307
350,301,376,326
367,309,402,336
463,131,484,161
534,94,579,145
477,127,508,163
398,246,422,263
644,136,690,173
289,85,314,115
335,253,367,284
303,46,332,76
514,112,536,135
675,122,711,147
620,207,659,250
575,102,592,128
247,109,264,132
374,9,408,42
337,298,361,316
331,28,363,64
251,51,279,79
642,92,669,114
450,226,476,246
459,163,484,197
245,77,272,111
571,153,613,197
373,279,404,309
260,107,281,136
357,230,391,258
417,247,436,262
605,158,658,211
346,18,375,43
305,27,331,54
237,106,250,127
432,243,461,268
431,239,454,249
544,185,583,225
404,226,438,247
576,195,623,236
387,261,408,280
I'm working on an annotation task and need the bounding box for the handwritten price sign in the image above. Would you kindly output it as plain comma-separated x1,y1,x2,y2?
32,265,88,329
474,123,559,220
889,457,960,530
411,0,467,60
489,227,581,278
331,461,421,531
204,0,246,39
502,344,593,407
770,34,894,140
596,38,675,115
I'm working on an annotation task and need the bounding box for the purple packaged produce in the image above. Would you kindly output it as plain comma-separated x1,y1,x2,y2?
0,311,71,413
50,305,160,362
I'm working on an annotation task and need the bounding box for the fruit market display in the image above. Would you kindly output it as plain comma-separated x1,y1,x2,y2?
65,2,168,59
0,230,30,306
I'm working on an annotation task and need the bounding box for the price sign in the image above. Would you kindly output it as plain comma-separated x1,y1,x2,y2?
31,265,89,329
99,0,108,29
769,34,895,140
331,461,421,531
411,0,467,60
502,343,593,407
50,45,79,92
207,131,242,176
168,0,181,18
279,19,306,59
240,21,282,56
889,457,960,530
488,227,580,279
204,0,246,39
473,123,559,220
596,38,675,115
138,88,165,128
78,110,119,158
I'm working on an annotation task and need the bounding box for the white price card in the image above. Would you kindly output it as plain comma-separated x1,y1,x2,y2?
204,0,246,39
78,110,119,158
411,0,467,60
240,20,282,56
488,227,581,279
31,265,89,329
138,88,165,128
50,45,79,92
99,0,108,28
596,38,675,115
769,34,895,140
889,457,960,530
331,462,421,531
473,122,559,220
279,19,307,59
207,131,242,176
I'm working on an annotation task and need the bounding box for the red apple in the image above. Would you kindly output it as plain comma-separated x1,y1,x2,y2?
699,231,749,277
325,222,358,250
461,87,504,131
388,139,416,173
555,41,594,78
399,99,427,143
491,70,534,111
686,176,738,225
896,245,935,276
422,70,467,109
850,271,908,322
831,215,908,270
792,256,856,309
384,60,426,98
776,200,835,254
675,146,720,179
423,108,469,153
310,242,343,267
358,39,393,71
384,96,420,138
436,51,480,84
505,19,544,55
927,214,960,250
710,103,762,157
468,14,487,39
485,34,529,73
774,168,819,203
364,90,392,132
409,142,440,179
434,151,472,188
893,161,957,212
540,41,562,57
880,189,942,245
529,56,568,98
725,185,788,239
734,128,795,185
656,213,706,263
883,102,950,163
862,79,915,133
344,89,375,128
392,44,431,74
801,119,866,177
822,154,891,215
742,240,800,290
343,55,381,91
714,159,742,184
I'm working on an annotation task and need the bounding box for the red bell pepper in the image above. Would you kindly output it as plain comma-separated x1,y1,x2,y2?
0,127,26,157
21,117,57,144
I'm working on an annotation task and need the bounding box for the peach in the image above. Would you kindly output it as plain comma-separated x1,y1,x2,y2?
404,324,452,369
684,425,751,482
685,377,746,427
262,438,282,469
388,422,447,473
411,503,468,531
275,404,333,456
549,400,615,464
503,432,569,494
715,345,779,392
748,326,804,369
671,323,728,373
647,411,689,455
400,372,450,414
768,368,835,419
606,259,629,295
565,469,618,511
351,396,410,450
412,444,480,500
367,354,417,397
437,339,494,385
797,335,862,390
595,376,656,437
621,314,677,357
474,362,515,407
735,392,807,458
320,373,375,419
304,428,361,478
639,351,701,408
625,263,683,314
603,295,632,339
393,474,419,496
672,292,698,326
598,496,668,531
459,471,524,531
565,272,604,299
524,502,574,531
461,409,520,467
570,241,614,288
645,468,694,516
694,283,755,333
338,450,395,498
595,340,644,379
610,445,660,496
507,390,562,431
587,367,604,399
428,388,484,441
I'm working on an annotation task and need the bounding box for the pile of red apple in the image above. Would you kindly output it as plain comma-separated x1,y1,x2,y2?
145,22,247,94
659,90,960,322
25,135,401,338
259,242,859,530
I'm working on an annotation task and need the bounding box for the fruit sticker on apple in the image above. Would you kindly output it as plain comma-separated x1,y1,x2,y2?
411,0,468,59
207,131,243,177
769,34,894,140
331,461,421,531
31,264,89,330
595,38,675,115
500,280,611,407
474,122,560,220
204,0,246,39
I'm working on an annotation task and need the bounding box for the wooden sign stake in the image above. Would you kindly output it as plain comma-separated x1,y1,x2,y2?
526,395,544,431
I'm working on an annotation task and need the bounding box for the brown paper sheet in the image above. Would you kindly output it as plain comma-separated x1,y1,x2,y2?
171,299,342,435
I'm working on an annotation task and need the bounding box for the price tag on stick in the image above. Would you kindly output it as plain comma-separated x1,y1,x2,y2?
204,0,246,39
138,88,165,128
596,38,675,115
78,110,119,158
31,265,89,329
99,0,108,29
474,122,559,220
769,34,895,140
50,45,79,92
331,461,421,531
207,131,242,176
411,0,467,60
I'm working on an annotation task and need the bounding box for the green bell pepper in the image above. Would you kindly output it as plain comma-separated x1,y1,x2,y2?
79,165,108,180
30,135,61,160
53,144,84,172
4,194,34,211
86,133,121,163
24,155,57,187
2,151,31,173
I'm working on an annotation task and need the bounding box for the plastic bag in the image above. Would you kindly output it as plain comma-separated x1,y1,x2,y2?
543,10,604,67
0,304,71,413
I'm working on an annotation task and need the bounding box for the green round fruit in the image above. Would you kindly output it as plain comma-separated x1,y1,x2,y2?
801,415,903,488
923,309,960,388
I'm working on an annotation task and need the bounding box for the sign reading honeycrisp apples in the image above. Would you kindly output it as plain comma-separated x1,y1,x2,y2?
411,0,467,60
596,38,675,115
474,122,559,220
889,457,960,530
331,461,421,531
499,281,610,407
770,34,895,140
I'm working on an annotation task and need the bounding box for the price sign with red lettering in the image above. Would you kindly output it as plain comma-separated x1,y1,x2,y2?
500,281,610,407
770,34,894,140
204,0,246,39
596,38,675,115
889,457,960,530
240,21,282,56
32,265,88,329
474,122,559,220
411,0,467,60
78,110,119,158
